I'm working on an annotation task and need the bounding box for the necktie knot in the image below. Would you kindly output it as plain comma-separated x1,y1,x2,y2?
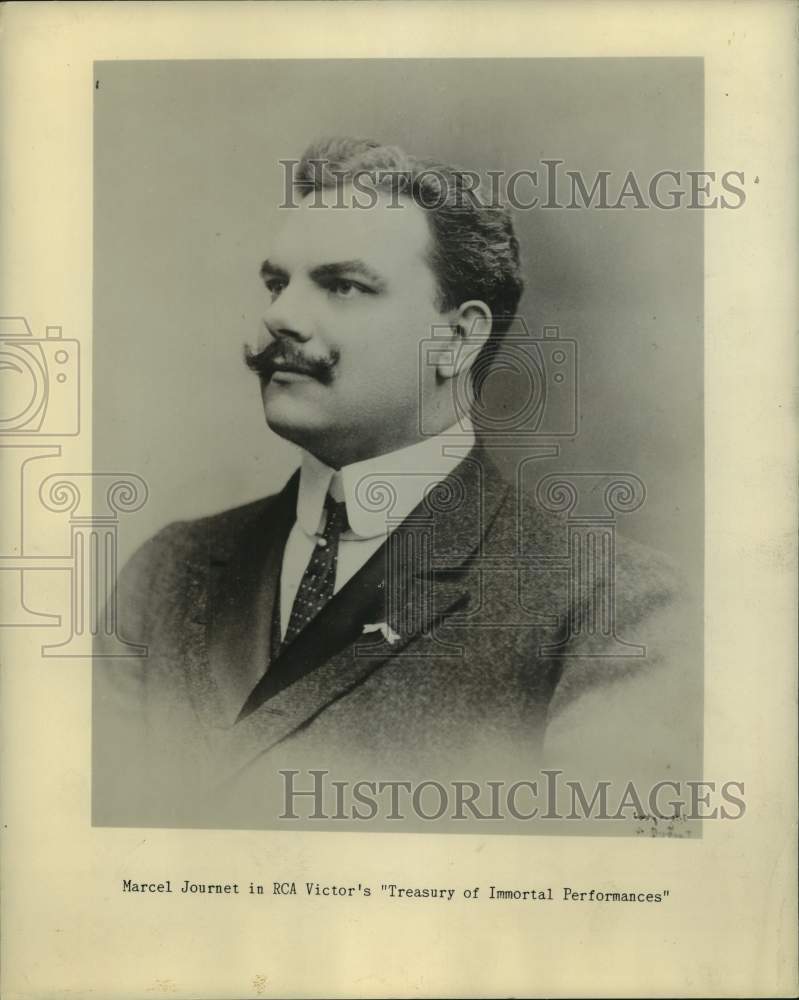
321,495,349,541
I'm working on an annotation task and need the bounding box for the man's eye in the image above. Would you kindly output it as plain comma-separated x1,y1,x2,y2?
265,279,286,297
328,278,371,298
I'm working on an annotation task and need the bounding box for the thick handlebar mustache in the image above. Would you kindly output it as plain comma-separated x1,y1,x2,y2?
243,343,337,384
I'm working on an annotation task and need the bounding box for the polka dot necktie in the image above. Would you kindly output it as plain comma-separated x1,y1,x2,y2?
281,493,349,648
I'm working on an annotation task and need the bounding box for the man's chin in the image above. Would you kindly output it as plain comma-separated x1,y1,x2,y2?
262,392,327,449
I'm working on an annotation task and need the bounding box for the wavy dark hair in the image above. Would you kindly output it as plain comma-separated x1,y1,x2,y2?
292,137,524,396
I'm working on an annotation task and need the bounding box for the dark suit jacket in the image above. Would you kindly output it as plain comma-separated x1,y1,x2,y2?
93,447,701,829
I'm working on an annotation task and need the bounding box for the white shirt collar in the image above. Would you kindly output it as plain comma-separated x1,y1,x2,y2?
296,420,476,540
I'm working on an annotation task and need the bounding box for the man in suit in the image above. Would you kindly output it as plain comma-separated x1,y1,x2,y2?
93,137,700,830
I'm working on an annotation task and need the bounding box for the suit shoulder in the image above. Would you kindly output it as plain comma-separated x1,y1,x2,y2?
118,487,292,595
112,489,291,641
137,490,289,560
490,478,568,554
495,473,685,604
612,532,686,619
546,531,696,723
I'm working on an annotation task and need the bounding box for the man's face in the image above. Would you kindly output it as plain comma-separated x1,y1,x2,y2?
254,186,450,466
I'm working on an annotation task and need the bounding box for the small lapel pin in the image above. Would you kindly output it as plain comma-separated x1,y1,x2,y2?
362,622,400,645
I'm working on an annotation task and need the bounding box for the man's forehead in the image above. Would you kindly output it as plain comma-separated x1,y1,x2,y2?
270,187,432,267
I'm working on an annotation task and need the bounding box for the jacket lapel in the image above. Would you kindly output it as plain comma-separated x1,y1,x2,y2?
200,472,298,727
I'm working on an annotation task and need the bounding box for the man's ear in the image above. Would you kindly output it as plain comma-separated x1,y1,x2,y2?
435,300,493,380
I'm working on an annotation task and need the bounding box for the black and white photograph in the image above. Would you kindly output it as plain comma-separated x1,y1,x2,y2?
92,58,705,831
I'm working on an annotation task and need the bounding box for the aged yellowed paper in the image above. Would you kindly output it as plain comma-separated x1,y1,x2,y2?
1,1,796,997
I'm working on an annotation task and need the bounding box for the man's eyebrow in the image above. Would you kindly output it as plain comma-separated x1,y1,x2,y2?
309,260,387,290
259,259,289,281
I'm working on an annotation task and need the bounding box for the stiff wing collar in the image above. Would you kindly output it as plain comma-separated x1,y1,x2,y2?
296,420,476,540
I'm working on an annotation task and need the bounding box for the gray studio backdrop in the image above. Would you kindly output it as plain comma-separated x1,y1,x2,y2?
93,59,703,593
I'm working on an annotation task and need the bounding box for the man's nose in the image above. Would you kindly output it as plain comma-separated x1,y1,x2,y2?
262,285,313,343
